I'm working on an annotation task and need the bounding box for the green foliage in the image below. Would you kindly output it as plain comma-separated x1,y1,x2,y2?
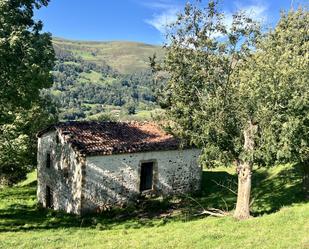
0,166,308,248
158,2,308,171
155,1,308,217
89,113,116,122
238,9,309,167
0,98,57,186
0,0,56,185
236,8,309,197
125,102,137,115
0,0,54,116
157,0,261,166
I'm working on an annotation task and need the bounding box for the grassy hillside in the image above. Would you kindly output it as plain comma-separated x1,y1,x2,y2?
53,38,164,74
47,38,165,121
0,164,308,249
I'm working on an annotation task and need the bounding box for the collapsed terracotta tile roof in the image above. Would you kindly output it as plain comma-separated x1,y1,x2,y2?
38,121,183,156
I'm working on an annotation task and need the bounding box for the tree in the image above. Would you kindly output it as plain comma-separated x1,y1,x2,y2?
0,0,54,116
0,99,57,185
126,101,137,115
237,8,309,199
156,1,308,219
154,0,261,219
0,0,55,185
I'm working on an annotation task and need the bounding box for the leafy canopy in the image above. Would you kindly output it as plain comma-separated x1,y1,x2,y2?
0,0,54,117
158,1,308,169
238,8,309,166
0,0,56,185
158,0,260,166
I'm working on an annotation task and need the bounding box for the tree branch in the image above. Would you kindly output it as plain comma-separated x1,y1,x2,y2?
211,179,237,195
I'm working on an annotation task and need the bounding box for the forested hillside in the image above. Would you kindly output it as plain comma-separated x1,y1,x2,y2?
45,38,165,121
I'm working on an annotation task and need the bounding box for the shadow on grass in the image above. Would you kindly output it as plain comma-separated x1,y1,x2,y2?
197,171,238,211
251,165,305,215
198,165,305,216
0,165,306,232
0,180,181,232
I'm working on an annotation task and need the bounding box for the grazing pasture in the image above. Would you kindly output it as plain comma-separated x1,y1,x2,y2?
0,164,308,249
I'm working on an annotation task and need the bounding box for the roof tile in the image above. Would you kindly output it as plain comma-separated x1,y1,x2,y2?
38,121,182,155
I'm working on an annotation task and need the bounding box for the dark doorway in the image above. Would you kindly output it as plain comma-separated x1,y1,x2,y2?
46,186,53,208
140,162,154,191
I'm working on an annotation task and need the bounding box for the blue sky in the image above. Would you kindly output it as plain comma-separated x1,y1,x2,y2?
34,0,308,45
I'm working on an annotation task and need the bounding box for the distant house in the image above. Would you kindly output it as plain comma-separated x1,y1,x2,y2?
37,121,201,215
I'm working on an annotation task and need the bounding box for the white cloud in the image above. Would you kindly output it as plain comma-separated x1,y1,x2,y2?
142,0,180,33
143,1,268,35
145,8,179,33
142,1,175,10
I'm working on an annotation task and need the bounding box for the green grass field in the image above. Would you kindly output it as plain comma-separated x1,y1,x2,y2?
0,164,308,249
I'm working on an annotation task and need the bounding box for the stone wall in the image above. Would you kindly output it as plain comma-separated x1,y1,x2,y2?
81,149,201,213
37,131,84,214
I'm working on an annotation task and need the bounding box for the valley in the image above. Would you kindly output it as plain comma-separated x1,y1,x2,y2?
48,38,165,121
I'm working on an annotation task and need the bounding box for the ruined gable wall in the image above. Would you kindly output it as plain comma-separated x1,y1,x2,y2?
81,149,201,213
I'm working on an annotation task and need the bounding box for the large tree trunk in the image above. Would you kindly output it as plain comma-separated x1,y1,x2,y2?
234,161,252,219
233,120,257,220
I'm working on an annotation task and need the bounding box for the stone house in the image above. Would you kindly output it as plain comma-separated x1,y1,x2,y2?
37,121,201,215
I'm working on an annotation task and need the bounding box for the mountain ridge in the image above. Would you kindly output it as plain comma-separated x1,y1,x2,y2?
53,37,161,46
